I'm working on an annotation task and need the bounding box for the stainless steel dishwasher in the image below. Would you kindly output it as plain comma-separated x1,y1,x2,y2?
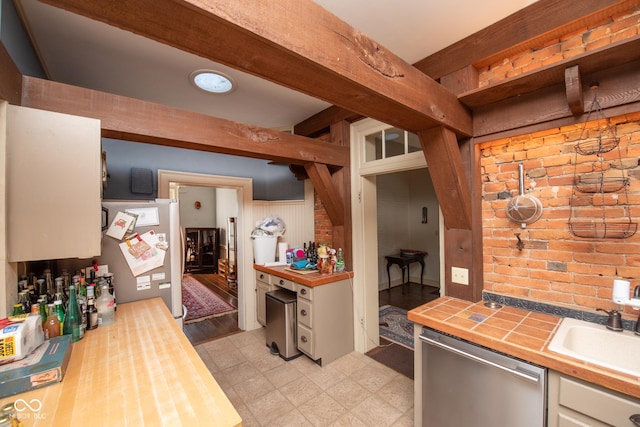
420,328,547,427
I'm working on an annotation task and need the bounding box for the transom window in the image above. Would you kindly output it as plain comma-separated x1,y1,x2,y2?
364,127,421,162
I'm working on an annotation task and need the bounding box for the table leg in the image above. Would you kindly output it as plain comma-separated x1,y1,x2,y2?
386,261,392,291
420,259,425,286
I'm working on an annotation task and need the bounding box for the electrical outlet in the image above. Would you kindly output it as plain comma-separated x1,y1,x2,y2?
451,267,469,285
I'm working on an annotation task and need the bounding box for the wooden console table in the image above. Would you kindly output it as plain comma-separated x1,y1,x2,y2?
385,250,427,291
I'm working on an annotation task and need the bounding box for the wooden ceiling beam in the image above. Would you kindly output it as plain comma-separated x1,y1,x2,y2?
304,162,345,226
0,42,22,105
20,77,350,167
414,0,633,80
294,0,631,135
39,0,472,137
419,127,472,230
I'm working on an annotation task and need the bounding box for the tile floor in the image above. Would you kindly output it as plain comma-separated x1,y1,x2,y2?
195,328,414,426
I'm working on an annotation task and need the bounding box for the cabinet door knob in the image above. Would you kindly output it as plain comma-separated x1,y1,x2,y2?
300,309,307,316
300,289,307,295
259,274,264,279
279,280,284,286
301,336,308,343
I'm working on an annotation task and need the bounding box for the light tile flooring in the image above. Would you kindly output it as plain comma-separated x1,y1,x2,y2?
195,328,414,426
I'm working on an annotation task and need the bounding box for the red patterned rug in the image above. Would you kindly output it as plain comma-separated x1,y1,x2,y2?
182,274,237,324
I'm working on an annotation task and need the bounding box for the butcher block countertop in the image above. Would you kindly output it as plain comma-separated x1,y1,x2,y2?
0,298,242,426
254,264,354,287
408,296,640,399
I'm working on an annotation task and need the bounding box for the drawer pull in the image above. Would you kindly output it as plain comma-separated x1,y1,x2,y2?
630,414,640,427
259,274,264,280
300,288,307,295
300,309,307,316
301,336,308,343
279,279,284,286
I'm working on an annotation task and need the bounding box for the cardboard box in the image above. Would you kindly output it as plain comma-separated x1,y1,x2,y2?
0,335,73,399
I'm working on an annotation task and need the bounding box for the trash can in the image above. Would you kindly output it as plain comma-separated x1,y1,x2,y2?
253,235,278,265
266,289,302,361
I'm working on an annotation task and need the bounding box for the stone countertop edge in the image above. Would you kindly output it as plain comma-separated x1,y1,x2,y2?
408,296,640,400
254,264,354,287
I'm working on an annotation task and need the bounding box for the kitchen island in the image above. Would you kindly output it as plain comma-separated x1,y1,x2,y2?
0,298,241,426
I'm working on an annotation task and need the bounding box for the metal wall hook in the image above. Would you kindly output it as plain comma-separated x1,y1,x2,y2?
515,233,525,251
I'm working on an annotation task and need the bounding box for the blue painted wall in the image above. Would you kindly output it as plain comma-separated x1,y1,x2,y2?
102,138,304,201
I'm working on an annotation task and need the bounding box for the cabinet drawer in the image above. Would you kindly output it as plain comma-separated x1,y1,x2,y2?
255,271,271,284
557,374,640,425
297,299,312,328
297,324,314,356
273,276,295,291
296,284,313,301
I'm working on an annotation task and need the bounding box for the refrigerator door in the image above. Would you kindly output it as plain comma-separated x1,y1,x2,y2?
99,200,182,321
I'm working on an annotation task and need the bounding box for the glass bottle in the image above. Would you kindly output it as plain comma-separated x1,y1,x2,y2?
54,299,65,332
44,303,60,339
19,291,31,315
336,248,345,272
12,303,24,316
38,298,48,324
96,282,115,326
62,282,83,342
86,285,98,331
43,268,55,302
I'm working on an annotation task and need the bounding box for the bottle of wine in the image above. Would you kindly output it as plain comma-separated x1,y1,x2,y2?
62,282,84,342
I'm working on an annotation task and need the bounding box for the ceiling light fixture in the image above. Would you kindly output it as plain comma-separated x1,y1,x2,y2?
189,69,236,94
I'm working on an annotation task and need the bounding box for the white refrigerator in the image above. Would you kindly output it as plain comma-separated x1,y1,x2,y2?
98,199,184,326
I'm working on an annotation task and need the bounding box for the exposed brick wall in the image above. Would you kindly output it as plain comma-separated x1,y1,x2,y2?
314,191,333,246
478,6,640,87
480,111,640,317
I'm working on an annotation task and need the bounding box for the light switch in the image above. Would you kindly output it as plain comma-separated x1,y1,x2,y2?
452,267,469,285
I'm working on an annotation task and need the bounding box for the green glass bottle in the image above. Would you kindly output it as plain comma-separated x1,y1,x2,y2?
62,283,83,342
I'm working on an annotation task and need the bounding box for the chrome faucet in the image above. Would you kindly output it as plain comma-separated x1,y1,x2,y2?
597,308,623,331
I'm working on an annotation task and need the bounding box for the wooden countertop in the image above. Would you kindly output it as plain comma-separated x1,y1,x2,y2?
409,296,640,399
0,298,242,426
254,264,354,287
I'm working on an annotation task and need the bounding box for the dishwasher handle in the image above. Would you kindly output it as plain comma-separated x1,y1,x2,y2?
420,335,541,384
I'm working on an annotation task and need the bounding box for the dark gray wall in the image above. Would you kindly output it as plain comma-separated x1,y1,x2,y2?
1,0,45,77
102,138,304,201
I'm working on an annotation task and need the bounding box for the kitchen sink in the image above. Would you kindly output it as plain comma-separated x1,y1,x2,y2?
548,317,640,377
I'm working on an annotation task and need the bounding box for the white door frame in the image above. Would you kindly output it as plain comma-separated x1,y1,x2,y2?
158,169,257,331
350,120,444,353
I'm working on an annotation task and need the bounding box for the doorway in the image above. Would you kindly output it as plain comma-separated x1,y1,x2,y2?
350,120,445,355
158,170,256,335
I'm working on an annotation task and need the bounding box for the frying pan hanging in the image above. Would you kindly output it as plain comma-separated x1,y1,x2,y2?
506,163,543,227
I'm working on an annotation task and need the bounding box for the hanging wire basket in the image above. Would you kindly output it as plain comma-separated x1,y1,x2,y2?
574,174,629,193
569,219,637,239
574,135,619,156
568,86,637,239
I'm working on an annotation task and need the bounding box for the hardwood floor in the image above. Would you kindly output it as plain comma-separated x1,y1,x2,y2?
379,281,440,311
182,273,241,346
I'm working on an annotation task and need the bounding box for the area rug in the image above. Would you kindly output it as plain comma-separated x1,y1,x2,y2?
182,274,237,324
379,305,414,350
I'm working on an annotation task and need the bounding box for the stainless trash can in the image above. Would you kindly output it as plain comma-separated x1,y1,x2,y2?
266,289,302,360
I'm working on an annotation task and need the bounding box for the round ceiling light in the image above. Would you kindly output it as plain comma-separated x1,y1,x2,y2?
190,70,236,94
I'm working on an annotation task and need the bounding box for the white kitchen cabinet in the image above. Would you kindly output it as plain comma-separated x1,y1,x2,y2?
256,271,274,326
6,105,102,262
547,370,640,427
295,280,353,366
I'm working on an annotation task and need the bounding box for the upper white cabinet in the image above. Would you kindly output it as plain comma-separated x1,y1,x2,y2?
6,105,102,262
